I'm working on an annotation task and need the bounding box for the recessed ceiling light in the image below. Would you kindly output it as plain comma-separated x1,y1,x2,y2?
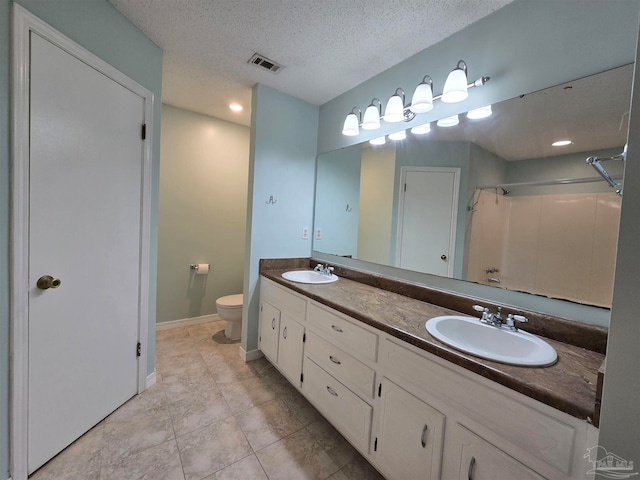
552,140,572,147
229,103,243,112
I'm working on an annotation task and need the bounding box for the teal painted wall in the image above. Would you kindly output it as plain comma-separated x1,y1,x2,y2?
0,1,162,477
242,84,319,353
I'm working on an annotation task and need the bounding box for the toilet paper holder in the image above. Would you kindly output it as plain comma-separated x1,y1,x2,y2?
190,263,210,273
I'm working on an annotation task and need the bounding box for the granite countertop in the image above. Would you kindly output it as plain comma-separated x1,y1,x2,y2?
261,269,604,423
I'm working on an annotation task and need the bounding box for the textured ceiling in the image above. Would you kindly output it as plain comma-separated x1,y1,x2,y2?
108,0,514,126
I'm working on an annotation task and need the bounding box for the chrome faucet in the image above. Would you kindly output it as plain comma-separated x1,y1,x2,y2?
314,263,335,276
472,305,528,331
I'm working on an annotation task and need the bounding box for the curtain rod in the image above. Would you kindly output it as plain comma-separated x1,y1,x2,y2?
475,175,623,190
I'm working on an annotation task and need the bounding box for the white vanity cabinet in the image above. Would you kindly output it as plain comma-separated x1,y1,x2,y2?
258,278,307,387
258,277,597,480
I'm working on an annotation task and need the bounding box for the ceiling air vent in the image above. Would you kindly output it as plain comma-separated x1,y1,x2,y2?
247,53,284,74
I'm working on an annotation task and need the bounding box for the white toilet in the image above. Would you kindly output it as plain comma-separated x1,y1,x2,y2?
216,293,243,340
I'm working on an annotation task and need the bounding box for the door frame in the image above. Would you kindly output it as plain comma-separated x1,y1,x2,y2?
10,5,154,479
395,166,460,277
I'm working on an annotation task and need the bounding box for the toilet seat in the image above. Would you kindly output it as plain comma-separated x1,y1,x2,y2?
216,294,243,308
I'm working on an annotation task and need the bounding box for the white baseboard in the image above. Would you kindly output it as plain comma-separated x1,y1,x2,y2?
156,314,220,331
145,371,156,389
241,348,264,362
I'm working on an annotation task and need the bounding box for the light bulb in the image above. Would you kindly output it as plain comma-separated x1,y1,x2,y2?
411,123,431,134
436,115,459,127
342,113,359,136
442,60,469,103
467,105,492,120
362,104,381,130
410,77,434,114
389,130,406,141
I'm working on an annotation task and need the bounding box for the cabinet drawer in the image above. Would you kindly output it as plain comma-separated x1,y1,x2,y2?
303,359,372,453
306,332,376,398
307,303,378,362
261,278,307,319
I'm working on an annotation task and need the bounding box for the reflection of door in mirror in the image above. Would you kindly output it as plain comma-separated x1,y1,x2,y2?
396,167,460,277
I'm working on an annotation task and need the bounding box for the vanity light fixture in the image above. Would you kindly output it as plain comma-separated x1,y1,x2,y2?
467,105,492,120
442,60,469,103
340,59,490,136
410,123,431,134
229,103,243,112
410,76,434,113
383,88,406,123
437,114,460,127
342,107,362,136
370,136,386,145
389,130,407,141
362,98,383,130
552,140,573,147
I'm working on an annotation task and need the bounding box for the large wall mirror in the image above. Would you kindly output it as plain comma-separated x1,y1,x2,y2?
313,64,631,310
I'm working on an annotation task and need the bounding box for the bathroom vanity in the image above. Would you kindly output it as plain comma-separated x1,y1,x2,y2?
258,259,604,480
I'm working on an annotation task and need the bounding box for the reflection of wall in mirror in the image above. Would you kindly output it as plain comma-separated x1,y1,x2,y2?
314,145,362,257
468,189,620,307
358,143,396,265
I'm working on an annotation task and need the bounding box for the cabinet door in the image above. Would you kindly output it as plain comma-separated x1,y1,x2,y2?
278,313,305,388
259,301,280,363
456,425,545,480
377,378,445,480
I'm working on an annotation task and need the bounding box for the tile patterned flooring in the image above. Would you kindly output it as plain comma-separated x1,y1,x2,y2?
30,320,386,480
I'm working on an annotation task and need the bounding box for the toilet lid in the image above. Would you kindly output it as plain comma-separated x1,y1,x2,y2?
216,294,243,307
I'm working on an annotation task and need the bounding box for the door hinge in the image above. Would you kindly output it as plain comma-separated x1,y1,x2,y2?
260,305,263,312
378,383,382,397
404,183,407,192
303,333,306,343
136,342,141,357
141,123,147,140
374,437,378,451
300,373,304,383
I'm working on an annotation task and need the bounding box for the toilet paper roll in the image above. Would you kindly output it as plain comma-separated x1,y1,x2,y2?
195,263,210,275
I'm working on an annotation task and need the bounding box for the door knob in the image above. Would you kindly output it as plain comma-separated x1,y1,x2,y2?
37,275,61,290
440,255,447,261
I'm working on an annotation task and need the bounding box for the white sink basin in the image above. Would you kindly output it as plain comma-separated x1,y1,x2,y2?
425,315,557,367
282,270,339,284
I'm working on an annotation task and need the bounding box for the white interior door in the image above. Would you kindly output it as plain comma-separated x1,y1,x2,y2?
396,167,460,277
27,32,144,472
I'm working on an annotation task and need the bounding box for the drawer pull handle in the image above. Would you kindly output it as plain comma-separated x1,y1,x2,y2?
282,326,287,339
329,355,341,365
331,325,343,333
271,318,276,329
421,424,428,448
468,456,476,480
326,386,338,397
